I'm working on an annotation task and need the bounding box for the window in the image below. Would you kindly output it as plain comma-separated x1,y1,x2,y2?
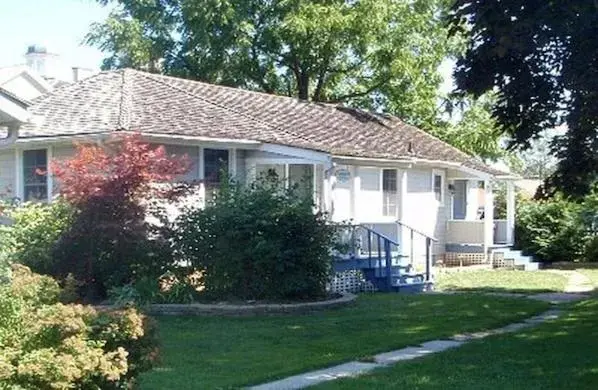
255,164,285,181
382,169,398,217
451,180,467,219
289,164,314,199
204,149,229,186
433,170,444,203
23,149,48,202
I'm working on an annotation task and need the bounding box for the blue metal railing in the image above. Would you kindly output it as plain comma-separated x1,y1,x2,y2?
333,222,438,290
332,224,400,290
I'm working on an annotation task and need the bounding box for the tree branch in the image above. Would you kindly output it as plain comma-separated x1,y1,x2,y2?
324,77,390,103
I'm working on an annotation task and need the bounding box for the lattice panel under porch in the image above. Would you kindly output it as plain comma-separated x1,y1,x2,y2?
328,270,377,294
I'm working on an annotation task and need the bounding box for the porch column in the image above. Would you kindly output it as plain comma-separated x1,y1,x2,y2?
483,180,494,256
506,181,515,245
398,169,409,256
350,166,360,222
47,145,53,202
14,148,22,200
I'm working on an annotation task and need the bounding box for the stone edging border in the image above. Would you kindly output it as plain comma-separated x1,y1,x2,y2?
128,292,357,316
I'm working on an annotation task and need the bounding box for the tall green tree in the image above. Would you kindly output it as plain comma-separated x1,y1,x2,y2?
438,93,504,160
450,1,598,196
88,0,454,128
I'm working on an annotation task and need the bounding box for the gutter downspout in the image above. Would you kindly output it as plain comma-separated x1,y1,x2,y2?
0,124,19,148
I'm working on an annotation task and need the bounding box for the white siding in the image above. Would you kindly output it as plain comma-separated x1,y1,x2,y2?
235,149,247,183
162,144,201,182
52,145,76,160
357,167,382,221
331,165,351,221
401,168,448,264
0,150,15,200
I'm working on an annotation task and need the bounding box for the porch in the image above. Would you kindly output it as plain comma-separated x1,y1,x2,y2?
444,171,517,264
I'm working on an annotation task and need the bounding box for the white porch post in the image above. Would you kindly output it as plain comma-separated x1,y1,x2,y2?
350,166,360,222
197,146,204,180
483,180,494,258
47,145,53,202
14,148,22,201
506,181,515,245
398,169,409,256
228,148,237,177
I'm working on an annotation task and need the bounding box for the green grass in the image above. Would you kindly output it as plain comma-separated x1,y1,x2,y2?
138,294,549,389
436,270,568,293
314,299,598,390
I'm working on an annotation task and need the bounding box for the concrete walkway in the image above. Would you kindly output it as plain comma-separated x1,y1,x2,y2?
249,303,577,390
544,269,594,293
564,271,594,293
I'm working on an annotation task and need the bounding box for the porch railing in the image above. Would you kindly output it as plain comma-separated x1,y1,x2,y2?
333,224,400,290
396,220,437,282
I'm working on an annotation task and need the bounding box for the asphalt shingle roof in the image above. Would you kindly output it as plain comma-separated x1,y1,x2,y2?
20,68,507,176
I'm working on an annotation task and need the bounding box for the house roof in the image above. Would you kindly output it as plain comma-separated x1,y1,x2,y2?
0,65,52,96
19,68,507,176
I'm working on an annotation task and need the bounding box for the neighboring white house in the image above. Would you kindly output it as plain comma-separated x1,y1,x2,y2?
0,68,518,267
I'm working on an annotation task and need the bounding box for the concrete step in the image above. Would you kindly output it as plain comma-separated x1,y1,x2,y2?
492,247,540,271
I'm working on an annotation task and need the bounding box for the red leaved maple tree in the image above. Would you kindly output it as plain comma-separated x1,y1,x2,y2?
47,133,191,300
51,133,191,205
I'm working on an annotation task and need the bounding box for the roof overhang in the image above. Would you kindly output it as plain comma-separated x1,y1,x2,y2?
14,131,266,150
331,154,516,180
0,92,30,124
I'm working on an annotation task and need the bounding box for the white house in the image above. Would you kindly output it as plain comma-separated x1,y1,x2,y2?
0,68,519,268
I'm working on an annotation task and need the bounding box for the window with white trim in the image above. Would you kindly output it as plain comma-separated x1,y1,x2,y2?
432,170,444,204
382,169,398,216
204,148,229,186
289,164,314,199
23,149,48,202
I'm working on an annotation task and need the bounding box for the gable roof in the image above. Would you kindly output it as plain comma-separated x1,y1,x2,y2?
0,65,52,97
19,68,507,176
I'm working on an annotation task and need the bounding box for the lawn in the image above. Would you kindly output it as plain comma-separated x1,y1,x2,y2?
315,298,598,390
138,294,548,389
435,269,568,293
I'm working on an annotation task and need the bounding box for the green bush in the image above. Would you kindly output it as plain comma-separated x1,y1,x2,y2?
51,197,175,300
515,197,589,262
2,201,74,275
174,177,334,301
583,236,598,262
108,274,199,306
0,265,158,389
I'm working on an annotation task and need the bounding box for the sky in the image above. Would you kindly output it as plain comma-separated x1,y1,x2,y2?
0,0,112,76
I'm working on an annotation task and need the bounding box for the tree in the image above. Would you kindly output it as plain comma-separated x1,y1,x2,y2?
449,1,598,196
87,0,455,129
510,131,558,181
438,93,505,160
50,134,190,299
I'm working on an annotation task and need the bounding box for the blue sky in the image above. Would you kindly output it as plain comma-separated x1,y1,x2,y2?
0,0,111,71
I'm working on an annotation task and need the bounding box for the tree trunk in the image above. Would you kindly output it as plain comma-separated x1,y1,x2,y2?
297,72,309,100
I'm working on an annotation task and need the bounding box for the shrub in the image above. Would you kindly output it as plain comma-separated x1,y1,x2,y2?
583,236,598,262
174,176,334,301
47,134,190,300
108,273,200,306
0,265,158,389
2,201,74,275
515,197,588,262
